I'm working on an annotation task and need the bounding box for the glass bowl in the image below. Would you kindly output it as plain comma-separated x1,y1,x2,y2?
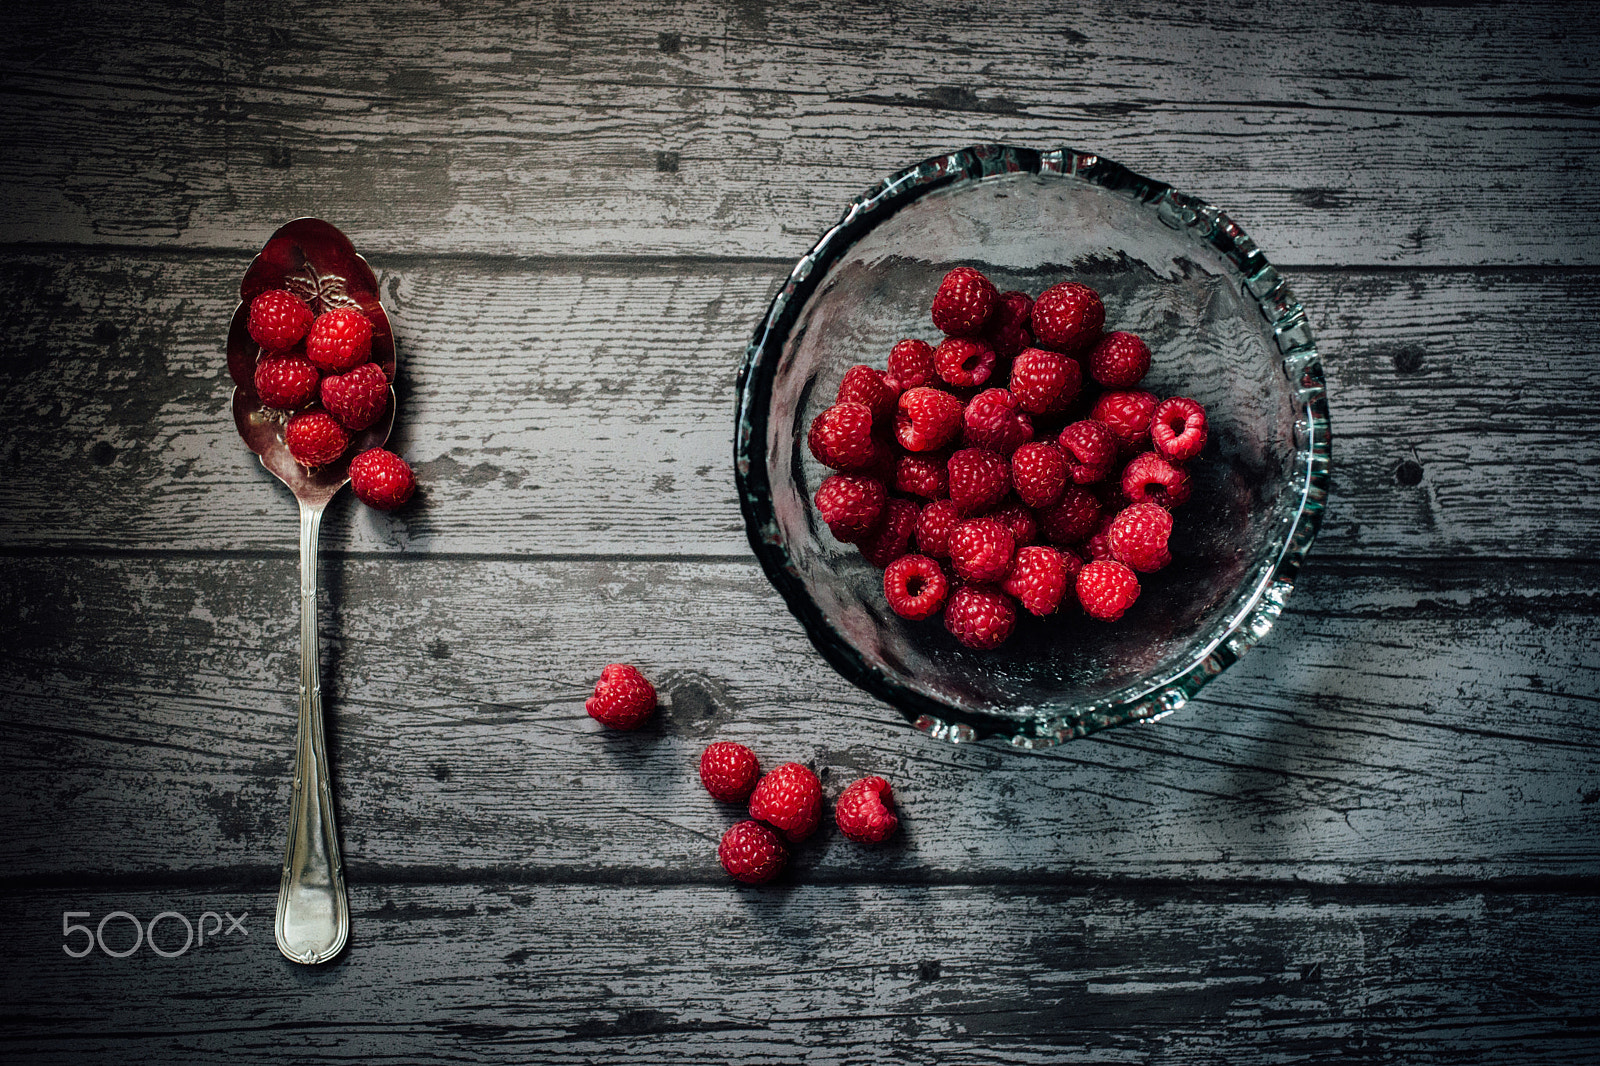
734,145,1330,748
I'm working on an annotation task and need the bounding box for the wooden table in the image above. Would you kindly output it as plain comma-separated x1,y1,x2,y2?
2,1,1597,1061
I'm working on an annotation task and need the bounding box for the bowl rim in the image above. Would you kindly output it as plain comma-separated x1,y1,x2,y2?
734,144,1331,748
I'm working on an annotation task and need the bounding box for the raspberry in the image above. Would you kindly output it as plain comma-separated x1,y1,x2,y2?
1077,559,1141,621
859,497,919,568
1031,281,1104,353
934,337,997,388
982,290,1034,359
1106,502,1174,573
835,776,899,844
247,289,313,352
320,361,390,431
1038,485,1102,545
915,498,961,558
883,554,949,621
1009,347,1082,415
718,820,787,884
943,585,1017,650
808,401,879,471
893,452,949,499
748,762,823,842
962,388,1033,455
700,742,761,803
930,266,998,337
1057,420,1119,484
284,410,350,467
584,663,657,730
887,338,938,390
1121,452,1191,509
1084,513,1116,560
1057,545,1086,579
304,307,373,373
1087,331,1151,387
349,448,416,510
1150,396,1209,462
1091,390,1159,453
837,364,899,427
814,474,886,543
1002,544,1071,616
947,447,1010,516
1010,440,1069,509
895,387,963,452
253,354,319,410
991,502,1038,547
948,517,1016,583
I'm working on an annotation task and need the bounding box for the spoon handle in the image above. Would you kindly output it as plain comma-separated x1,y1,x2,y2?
275,499,349,964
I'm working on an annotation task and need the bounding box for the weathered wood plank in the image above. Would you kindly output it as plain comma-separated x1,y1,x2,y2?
2,0,1598,265
0,252,1594,558
2,883,1596,1064
2,555,1595,883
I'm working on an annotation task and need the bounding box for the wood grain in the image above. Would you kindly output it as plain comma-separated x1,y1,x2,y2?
0,252,1595,558
3,554,1595,884
2,0,1597,265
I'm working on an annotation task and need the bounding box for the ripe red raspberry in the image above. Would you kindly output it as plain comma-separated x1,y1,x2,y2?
930,266,998,336
837,364,899,427
718,820,787,884
1002,544,1071,616
1084,512,1116,561
1150,396,1209,462
893,452,949,499
948,516,1016,583
1077,559,1141,621
700,741,761,803
349,448,416,510
915,498,961,558
982,290,1034,359
1057,545,1086,579
748,762,823,842
1121,451,1192,509
1009,347,1082,415
284,410,350,467
253,354,319,410
814,474,886,543
883,554,949,621
835,776,899,844
1107,501,1174,573
808,401,879,471
1038,485,1102,545
934,337,997,388
320,361,390,431
895,386,964,452
943,585,1017,649
1031,281,1105,353
1091,390,1159,453
859,497,919,568
991,502,1038,547
947,447,1010,516
304,307,373,373
1057,419,1119,484
1010,440,1069,509
962,388,1033,455
247,289,313,352
585,663,657,729
1087,331,1151,387
887,338,938,390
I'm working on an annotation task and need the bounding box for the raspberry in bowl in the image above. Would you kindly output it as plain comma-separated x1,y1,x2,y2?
735,145,1330,747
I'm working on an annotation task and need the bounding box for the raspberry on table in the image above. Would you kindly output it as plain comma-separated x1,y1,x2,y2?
284,410,350,467
887,338,938,390
1087,331,1152,388
1057,419,1119,484
247,289,313,352
349,447,416,510
1010,440,1069,510
1150,396,1209,462
962,388,1033,455
718,820,787,884
837,364,900,427
1002,544,1071,616
934,337,997,388
1009,347,1082,415
1091,390,1159,453
700,742,761,803
1037,485,1102,546
859,497,919,569
1107,501,1174,573
915,498,961,558
253,354,320,410
1121,451,1191,510
1031,281,1105,353
814,474,886,543
982,290,1034,359
943,585,1017,650
320,361,390,431
808,401,879,471
947,447,1010,516
930,266,999,337
304,307,374,373
990,502,1038,547
893,452,949,499
1077,559,1141,621
748,762,823,842
948,516,1016,583
895,386,964,452
585,663,657,730
883,554,949,621
835,776,899,844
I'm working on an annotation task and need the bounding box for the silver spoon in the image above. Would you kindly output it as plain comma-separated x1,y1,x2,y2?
225,218,397,964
